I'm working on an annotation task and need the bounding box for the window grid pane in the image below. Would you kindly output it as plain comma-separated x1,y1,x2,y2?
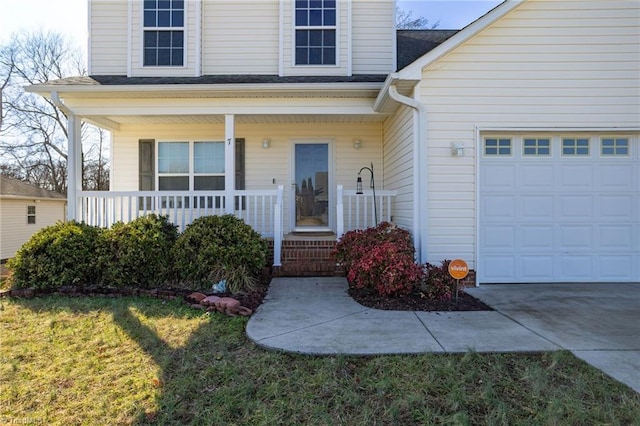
484,138,511,156
144,30,183,66
158,142,189,173
523,138,550,156
194,142,225,173
27,205,36,224
601,138,629,156
295,0,336,65
562,138,590,156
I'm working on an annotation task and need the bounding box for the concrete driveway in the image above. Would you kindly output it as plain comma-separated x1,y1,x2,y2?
466,282,640,393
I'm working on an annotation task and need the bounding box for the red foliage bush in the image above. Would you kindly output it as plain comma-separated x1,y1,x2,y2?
336,222,421,297
347,242,423,296
421,260,461,301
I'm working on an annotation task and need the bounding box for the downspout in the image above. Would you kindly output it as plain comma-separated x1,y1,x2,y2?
388,84,428,264
51,91,82,222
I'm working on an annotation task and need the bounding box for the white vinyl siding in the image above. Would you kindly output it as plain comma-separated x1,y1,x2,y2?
0,199,66,260
202,1,279,75
416,0,640,268
351,0,395,74
382,104,414,232
89,0,128,75
110,122,382,234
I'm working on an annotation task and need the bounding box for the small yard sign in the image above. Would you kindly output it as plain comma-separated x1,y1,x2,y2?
448,259,469,280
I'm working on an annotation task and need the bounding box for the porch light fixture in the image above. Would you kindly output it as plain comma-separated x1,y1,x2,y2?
353,139,361,149
262,138,270,149
450,142,464,157
356,162,378,225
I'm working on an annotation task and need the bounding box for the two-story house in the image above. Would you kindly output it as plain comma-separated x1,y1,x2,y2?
28,0,639,284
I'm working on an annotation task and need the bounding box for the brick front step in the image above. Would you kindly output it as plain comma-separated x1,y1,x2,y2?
273,238,343,277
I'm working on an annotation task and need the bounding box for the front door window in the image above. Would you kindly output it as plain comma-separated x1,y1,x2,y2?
295,143,329,229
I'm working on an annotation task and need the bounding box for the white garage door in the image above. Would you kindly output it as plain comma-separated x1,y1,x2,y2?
479,134,639,283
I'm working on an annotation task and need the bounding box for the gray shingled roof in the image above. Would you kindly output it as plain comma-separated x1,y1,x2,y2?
396,29,459,71
0,176,66,199
41,74,388,86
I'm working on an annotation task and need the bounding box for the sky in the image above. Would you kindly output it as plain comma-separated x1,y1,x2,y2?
0,0,503,49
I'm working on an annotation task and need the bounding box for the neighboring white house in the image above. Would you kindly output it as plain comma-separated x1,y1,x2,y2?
0,176,67,261
27,0,639,283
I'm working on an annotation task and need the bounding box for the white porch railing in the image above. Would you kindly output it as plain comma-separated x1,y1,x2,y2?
336,184,397,238
77,186,284,266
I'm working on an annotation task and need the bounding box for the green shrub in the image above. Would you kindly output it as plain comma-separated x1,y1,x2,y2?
7,221,103,290
172,215,268,293
99,214,178,289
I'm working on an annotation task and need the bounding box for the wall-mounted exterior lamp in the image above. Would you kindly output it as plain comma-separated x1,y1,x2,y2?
262,138,270,149
353,139,362,149
356,162,378,225
450,142,464,157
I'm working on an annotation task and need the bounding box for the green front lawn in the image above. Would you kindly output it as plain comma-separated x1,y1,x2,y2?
1,296,638,425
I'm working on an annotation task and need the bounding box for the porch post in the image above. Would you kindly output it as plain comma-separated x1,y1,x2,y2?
224,114,235,214
67,113,82,221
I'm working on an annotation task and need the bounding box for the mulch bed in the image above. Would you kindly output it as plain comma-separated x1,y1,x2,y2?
348,287,493,312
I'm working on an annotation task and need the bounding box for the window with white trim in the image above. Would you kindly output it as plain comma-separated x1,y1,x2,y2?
27,205,36,224
295,0,337,65
523,138,550,156
157,141,225,191
143,0,184,66
484,138,512,156
562,138,590,156
601,137,629,156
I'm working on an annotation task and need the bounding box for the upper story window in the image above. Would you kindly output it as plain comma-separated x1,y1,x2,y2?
295,0,337,65
143,0,184,67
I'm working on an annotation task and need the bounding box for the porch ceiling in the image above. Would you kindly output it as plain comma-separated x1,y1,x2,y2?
88,113,388,127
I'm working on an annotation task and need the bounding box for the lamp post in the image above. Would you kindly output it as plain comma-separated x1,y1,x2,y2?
356,162,378,226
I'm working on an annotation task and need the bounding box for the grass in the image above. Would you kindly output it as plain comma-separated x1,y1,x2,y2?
1,296,639,425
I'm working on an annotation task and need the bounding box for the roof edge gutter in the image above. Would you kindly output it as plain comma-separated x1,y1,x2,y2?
388,84,428,263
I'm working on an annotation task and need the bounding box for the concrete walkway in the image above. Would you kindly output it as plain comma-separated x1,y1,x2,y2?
246,277,640,393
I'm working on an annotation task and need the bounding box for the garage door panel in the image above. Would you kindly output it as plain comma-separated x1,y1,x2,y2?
598,195,634,219
559,196,593,220
521,196,554,220
481,164,517,190
482,225,515,249
599,164,635,189
559,255,594,279
559,225,593,249
560,165,594,188
479,134,638,283
482,195,515,220
521,164,554,189
521,225,554,249
481,255,517,282
598,225,634,250
521,256,554,281
598,255,634,280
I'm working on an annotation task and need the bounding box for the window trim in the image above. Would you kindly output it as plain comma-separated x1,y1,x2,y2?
600,136,630,157
561,136,591,157
142,0,186,68
156,140,226,191
483,137,513,157
293,0,339,67
27,205,36,225
522,137,551,157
